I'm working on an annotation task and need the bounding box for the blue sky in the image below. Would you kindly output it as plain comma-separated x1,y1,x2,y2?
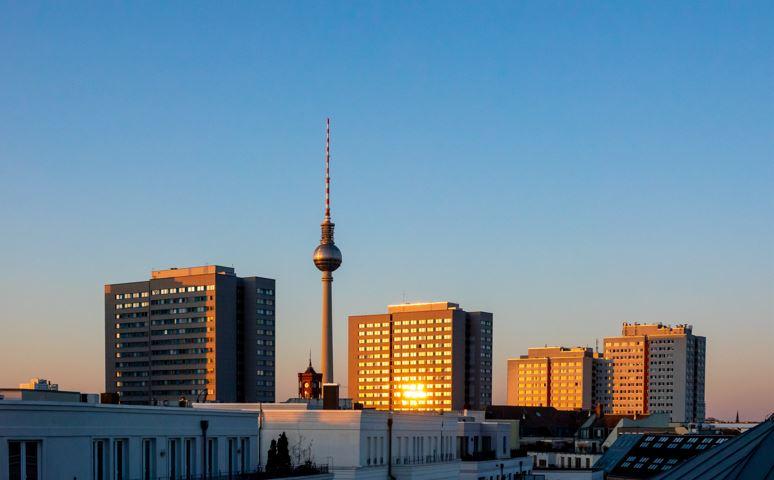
0,2,772,420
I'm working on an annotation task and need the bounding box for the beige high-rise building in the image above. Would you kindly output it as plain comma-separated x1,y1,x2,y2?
604,323,705,423
506,347,607,411
348,302,493,412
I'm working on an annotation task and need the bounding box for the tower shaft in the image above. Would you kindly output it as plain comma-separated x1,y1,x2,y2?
321,271,334,383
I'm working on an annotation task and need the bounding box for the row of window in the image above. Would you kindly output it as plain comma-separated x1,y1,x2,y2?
115,292,149,300
394,343,452,349
114,285,215,301
116,348,213,358
117,379,209,387
116,302,149,309
7,436,252,480
151,307,211,315
117,368,211,377
393,352,452,359
152,286,213,295
150,296,209,305
152,317,209,326
117,312,148,319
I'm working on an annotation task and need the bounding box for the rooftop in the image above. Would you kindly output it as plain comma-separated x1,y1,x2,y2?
151,265,235,278
597,432,733,478
387,302,460,313
511,346,595,360
654,416,774,480
486,405,588,438
618,323,694,337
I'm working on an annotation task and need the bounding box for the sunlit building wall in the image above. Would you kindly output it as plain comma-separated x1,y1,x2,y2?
604,323,706,423
506,347,606,411
347,302,493,412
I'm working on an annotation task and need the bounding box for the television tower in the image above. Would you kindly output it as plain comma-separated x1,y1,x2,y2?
313,118,342,384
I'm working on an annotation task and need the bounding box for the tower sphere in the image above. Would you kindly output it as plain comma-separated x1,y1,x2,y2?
313,243,342,272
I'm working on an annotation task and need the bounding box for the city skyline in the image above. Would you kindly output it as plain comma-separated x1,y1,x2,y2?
0,2,772,422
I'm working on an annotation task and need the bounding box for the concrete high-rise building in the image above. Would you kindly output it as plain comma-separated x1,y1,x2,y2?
104,265,276,405
604,323,706,423
506,347,608,411
312,118,342,385
348,302,493,412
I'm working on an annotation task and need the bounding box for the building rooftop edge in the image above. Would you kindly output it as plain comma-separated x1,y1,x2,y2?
151,265,235,279
0,388,81,394
0,400,256,416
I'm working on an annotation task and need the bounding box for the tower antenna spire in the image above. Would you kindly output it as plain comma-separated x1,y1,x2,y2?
325,117,331,219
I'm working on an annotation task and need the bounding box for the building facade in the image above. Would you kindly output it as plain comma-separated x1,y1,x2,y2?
104,265,276,405
197,403,534,480
603,323,706,423
506,347,607,411
348,302,493,412
0,400,261,480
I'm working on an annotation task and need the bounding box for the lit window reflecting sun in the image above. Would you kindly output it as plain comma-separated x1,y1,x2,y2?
401,383,428,399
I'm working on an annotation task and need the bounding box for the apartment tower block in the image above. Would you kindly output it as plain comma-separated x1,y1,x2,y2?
506,347,609,411
105,265,275,405
348,302,493,412
604,323,705,423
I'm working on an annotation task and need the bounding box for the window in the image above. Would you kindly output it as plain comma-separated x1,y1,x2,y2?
184,438,195,479
207,438,218,476
228,438,237,475
169,439,179,480
240,438,249,473
93,439,108,480
114,439,127,480
142,439,155,480
8,441,40,480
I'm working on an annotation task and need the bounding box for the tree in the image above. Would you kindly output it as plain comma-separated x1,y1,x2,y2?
277,432,292,472
266,439,278,473
291,434,315,467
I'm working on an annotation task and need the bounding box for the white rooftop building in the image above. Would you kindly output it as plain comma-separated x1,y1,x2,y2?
0,400,278,480
0,397,532,480
196,403,534,480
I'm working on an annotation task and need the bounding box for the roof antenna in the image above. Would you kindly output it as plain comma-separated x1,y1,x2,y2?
325,117,331,219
